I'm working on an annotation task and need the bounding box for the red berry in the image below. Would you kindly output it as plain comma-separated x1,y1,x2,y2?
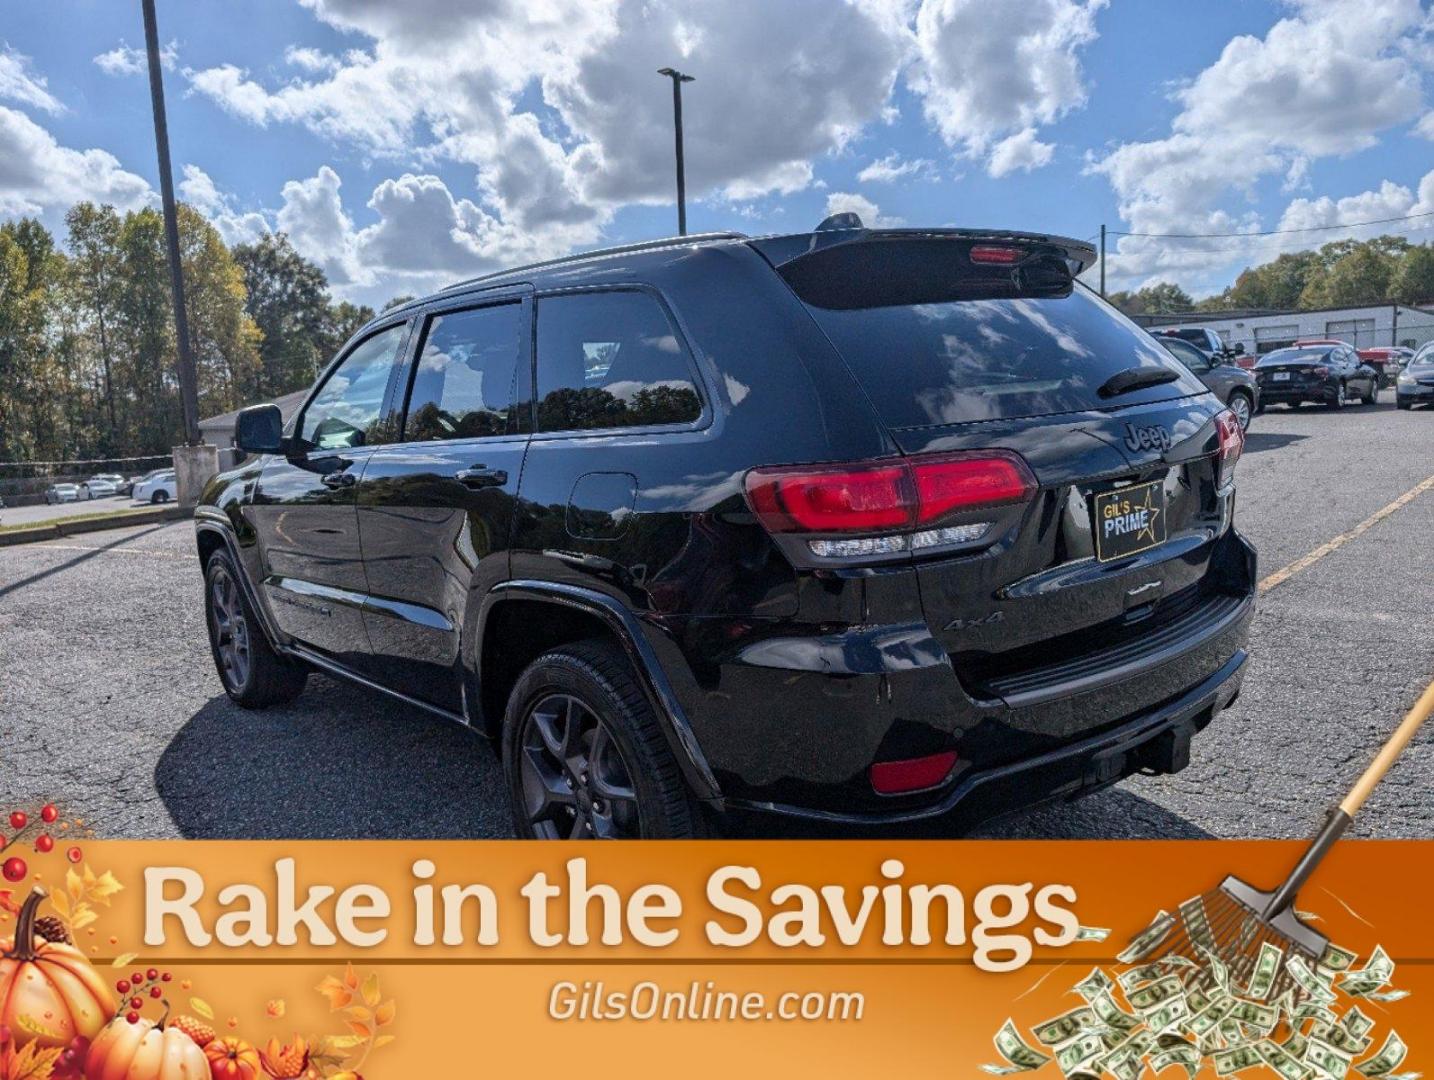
116,980,130,994
35,835,54,853
129,997,143,1010
146,968,159,981
161,972,172,982
150,986,162,999
1,857,26,882
41,805,58,824
126,1012,140,1025
66,846,82,864
131,972,143,985
8,811,26,831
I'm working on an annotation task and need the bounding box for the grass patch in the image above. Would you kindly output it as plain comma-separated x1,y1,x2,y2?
0,505,166,534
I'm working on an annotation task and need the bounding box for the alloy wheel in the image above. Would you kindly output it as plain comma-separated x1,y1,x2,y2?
518,693,642,839
208,567,251,691
1228,394,1251,431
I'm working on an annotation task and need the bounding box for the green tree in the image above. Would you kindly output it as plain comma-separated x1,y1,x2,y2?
320,300,375,361
233,232,333,398
1390,244,1434,305
65,203,126,449
1301,244,1396,308
382,294,415,312
176,204,262,417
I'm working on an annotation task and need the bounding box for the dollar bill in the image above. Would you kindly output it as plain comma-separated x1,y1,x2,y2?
1146,997,1191,1035
1214,1045,1264,1075
1308,1038,1355,1079
1295,1001,1340,1028
984,1019,1053,1074
1151,1044,1201,1078
1341,947,1395,997
1288,955,1339,1005
1362,989,1409,1003
1034,1007,1099,1047
1283,1031,1310,1059
1200,945,1232,994
1057,1033,1107,1076
1356,1032,1407,1078
1312,1022,1371,1056
1246,941,1285,1001
1187,997,1237,1039
1179,896,1217,952
1091,990,1141,1034
1186,986,1211,1015
1075,925,1112,942
1320,943,1359,973
1228,999,1279,1033
1119,911,1176,965
1120,963,1172,992
1074,967,1114,1002
1129,975,1186,1014
1259,1038,1313,1080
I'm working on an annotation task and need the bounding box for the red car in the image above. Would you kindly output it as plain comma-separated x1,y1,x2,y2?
1357,347,1411,388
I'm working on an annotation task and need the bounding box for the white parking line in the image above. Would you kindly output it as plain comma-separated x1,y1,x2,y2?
26,542,197,560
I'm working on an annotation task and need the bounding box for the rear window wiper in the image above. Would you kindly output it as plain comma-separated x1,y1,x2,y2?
1098,366,1181,399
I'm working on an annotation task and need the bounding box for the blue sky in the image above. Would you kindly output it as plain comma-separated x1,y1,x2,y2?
2,0,1431,308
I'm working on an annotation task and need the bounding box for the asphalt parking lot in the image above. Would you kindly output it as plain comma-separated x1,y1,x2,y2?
1,395,1430,840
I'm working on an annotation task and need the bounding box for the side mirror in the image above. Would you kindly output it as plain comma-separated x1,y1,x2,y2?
235,403,286,454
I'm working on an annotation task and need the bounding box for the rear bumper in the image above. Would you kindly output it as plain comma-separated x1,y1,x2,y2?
721,647,1247,834
1258,382,1335,403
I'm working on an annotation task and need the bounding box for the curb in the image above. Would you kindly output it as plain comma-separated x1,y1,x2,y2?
0,505,190,546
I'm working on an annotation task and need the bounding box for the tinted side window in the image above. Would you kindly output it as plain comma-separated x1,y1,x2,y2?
403,303,523,441
300,323,407,450
535,291,702,432
1161,338,1209,372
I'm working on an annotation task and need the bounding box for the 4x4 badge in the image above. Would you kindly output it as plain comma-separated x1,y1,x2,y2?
1123,422,1173,453
945,611,1004,632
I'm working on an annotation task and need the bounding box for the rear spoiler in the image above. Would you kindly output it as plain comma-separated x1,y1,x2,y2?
750,228,1097,311
751,227,1096,275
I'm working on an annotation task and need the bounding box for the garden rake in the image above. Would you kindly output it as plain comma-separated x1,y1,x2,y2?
1136,676,1434,1002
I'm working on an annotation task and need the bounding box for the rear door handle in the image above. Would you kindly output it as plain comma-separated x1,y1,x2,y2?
455,466,508,489
321,471,356,489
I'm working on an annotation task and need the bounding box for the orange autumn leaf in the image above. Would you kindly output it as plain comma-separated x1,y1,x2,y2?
316,976,353,1011
345,1021,372,1040
266,999,286,1019
360,973,380,1008
373,1000,396,1027
1,1041,65,1080
343,963,359,990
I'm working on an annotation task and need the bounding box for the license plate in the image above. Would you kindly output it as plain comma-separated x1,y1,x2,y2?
1092,480,1167,562
1273,371,1291,381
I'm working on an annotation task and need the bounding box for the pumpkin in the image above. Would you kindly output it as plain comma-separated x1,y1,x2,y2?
85,1012,209,1080
0,887,115,1051
204,1036,263,1080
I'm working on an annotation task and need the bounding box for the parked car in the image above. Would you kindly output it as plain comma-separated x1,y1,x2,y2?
133,469,178,504
1153,326,1224,354
1154,335,1259,431
45,483,80,504
79,475,122,499
196,223,1253,839
1395,344,1434,410
1358,346,1412,388
1254,344,1378,409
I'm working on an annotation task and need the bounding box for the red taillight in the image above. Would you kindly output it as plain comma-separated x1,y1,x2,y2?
1214,409,1243,489
871,751,959,794
1312,365,1329,377
969,245,1023,265
744,452,1036,535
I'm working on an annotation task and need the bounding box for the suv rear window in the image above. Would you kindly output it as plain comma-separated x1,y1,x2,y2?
801,285,1197,428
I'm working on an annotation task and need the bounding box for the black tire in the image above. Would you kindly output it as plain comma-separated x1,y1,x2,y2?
1288,401,1301,410
1397,399,1413,410
203,550,307,708
1361,381,1377,405
152,490,169,504
1329,383,1346,410
502,640,704,839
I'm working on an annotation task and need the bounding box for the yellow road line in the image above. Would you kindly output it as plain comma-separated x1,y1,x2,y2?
1258,474,1434,594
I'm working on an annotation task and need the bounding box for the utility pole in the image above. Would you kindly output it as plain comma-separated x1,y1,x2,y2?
142,0,199,447
657,68,694,236
1099,224,1107,297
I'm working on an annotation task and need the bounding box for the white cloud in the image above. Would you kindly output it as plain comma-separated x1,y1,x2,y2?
179,164,270,246
94,40,177,77
986,128,1054,177
1277,169,1434,242
0,45,62,113
0,106,151,217
856,152,935,183
283,46,343,74
1089,0,1431,285
824,191,902,227
1417,111,1434,140
908,0,1103,171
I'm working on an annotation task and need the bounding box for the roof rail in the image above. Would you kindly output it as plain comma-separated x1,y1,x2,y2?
442,231,749,292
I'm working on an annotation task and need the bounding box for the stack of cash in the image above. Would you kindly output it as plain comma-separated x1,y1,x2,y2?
983,905,1415,1080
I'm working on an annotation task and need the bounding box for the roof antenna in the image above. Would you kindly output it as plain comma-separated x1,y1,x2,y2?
815,211,864,232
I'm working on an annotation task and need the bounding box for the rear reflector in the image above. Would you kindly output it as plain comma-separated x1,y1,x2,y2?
744,452,1036,536
871,751,959,794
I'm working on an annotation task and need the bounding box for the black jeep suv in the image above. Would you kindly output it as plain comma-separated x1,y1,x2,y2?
195,223,1255,838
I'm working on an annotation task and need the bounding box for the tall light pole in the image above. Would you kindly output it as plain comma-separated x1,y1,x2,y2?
657,67,694,236
142,0,200,448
